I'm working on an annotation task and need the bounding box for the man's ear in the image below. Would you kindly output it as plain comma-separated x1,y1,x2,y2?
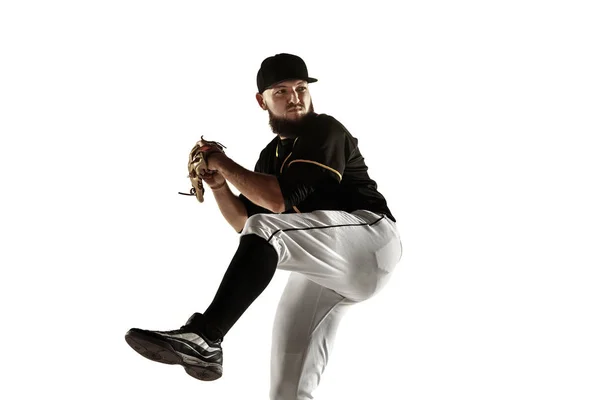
255,93,268,110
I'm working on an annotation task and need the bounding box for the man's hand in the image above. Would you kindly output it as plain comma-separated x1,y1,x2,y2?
205,151,228,172
200,170,226,190
179,136,227,203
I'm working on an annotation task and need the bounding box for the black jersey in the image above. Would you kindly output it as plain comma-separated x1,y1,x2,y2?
240,113,395,221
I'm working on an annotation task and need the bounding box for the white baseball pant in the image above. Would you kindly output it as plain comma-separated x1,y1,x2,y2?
241,210,402,400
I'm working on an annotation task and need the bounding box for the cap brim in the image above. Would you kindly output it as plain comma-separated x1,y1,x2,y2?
261,77,318,93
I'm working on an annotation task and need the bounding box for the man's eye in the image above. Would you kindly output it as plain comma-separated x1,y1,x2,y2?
276,89,285,95
297,87,307,92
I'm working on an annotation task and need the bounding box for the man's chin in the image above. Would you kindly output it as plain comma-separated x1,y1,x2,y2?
268,109,316,136
284,110,307,120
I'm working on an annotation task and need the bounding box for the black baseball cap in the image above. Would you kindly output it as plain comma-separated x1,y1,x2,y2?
256,53,318,93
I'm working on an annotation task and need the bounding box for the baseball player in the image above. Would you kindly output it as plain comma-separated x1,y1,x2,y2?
125,53,402,400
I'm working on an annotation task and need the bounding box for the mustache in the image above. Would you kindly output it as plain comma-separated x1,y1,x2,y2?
287,104,304,110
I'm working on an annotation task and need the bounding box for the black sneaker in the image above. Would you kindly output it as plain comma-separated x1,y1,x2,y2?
125,313,223,381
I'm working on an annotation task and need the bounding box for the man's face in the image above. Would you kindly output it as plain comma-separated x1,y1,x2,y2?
256,79,312,121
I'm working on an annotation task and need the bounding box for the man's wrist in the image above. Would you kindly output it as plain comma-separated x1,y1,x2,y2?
210,181,227,191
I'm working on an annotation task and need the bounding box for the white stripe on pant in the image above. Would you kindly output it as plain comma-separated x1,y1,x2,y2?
241,210,402,400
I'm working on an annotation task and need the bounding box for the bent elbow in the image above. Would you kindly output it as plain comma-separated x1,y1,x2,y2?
266,190,286,214
269,201,286,214
265,196,286,214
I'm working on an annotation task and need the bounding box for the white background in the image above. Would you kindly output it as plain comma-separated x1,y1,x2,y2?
1,1,599,399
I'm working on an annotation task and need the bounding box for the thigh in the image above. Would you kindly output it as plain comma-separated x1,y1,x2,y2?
242,210,402,301
270,272,353,400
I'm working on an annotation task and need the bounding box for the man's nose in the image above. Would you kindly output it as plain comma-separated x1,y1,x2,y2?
288,90,300,104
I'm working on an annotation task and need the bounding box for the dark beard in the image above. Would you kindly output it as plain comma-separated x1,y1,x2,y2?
268,103,316,138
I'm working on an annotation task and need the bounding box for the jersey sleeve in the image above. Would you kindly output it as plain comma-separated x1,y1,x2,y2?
277,115,356,210
284,116,351,182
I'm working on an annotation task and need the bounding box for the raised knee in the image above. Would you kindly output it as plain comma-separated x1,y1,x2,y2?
246,213,263,226
241,214,271,239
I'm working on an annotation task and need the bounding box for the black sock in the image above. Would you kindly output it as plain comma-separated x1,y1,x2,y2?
199,234,278,341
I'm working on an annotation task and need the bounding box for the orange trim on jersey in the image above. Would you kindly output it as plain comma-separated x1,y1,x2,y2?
293,206,301,213
278,137,299,174
287,160,342,181
279,152,293,174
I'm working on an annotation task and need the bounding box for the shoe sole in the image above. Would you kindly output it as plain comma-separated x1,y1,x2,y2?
125,329,222,381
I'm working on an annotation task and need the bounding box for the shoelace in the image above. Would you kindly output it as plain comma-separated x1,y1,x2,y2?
161,326,223,345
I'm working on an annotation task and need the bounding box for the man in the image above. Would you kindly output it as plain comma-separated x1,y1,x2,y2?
125,53,402,400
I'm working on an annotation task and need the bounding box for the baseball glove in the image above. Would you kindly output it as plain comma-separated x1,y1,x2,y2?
178,136,226,202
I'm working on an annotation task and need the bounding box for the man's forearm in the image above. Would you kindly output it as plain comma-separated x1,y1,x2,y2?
215,156,285,213
211,184,249,233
